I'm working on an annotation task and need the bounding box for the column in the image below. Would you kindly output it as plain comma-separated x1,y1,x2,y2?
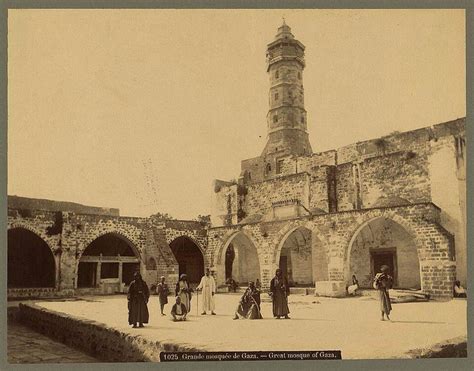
96,254,102,287
118,255,123,293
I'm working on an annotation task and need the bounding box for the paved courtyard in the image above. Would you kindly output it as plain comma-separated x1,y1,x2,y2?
8,321,99,363
35,293,466,360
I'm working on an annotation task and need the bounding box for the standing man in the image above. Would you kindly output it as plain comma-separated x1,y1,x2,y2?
373,265,393,321
127,272,150,328
156,276,169,316
269,268,290,319
196,268,216,315
175,274,192,313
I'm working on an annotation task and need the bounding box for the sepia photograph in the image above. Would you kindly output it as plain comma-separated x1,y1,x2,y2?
3,6,469,366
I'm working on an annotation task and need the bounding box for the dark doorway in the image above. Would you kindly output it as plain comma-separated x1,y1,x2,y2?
170,236,204,284
101,263,119,279
371,249,397,286
279,255,288,282
77,262,97,288
78,233,140,288
225,244,235,280
8,228,56,288
122,263,140,285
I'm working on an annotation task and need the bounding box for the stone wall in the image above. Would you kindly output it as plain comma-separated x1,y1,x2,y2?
244,172,310,217
208,202,456,298
211,118,466,288
7,208,208,299
8,195,120,216
17,303,203,362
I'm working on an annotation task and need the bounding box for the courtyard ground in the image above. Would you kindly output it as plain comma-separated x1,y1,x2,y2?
34,293,466,360
7,321,99,363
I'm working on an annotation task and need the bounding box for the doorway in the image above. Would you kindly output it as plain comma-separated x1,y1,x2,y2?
371,249,397,286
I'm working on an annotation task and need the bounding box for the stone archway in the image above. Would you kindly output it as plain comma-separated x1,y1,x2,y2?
346,216,420,289
8,227,56,288
77,232,140,290
217,231,261,287
169,236,205,285
275,224,326,287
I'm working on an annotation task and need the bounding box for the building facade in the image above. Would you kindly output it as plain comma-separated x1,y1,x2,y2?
7,196,208,299
7,22,466,300
208,22,466,298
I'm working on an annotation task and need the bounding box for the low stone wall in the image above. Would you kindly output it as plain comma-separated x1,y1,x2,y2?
7,288,74,301
17,303,204,362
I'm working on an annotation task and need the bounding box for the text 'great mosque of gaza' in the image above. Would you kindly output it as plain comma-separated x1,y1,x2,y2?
7,22,466,299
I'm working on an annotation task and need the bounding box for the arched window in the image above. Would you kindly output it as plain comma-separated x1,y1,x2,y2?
266,163,272,173
275,70,279,79
273,115,278,123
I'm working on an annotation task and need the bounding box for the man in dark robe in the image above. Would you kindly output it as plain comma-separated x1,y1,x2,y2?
269,269,290,319
128,272,150,328
157,276,169,316
233,281,262,320
373,265,393,321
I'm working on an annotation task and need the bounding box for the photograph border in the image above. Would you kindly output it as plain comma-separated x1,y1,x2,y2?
0,1,472,370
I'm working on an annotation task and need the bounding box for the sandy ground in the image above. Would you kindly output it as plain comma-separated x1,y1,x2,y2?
35,293,467,360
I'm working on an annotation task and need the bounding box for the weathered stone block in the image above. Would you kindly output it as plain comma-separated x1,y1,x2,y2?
315,281,346,298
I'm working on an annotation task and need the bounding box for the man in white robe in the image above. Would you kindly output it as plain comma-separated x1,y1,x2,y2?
196,268,216,315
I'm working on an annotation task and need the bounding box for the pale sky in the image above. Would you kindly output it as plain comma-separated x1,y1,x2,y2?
8,9,466,219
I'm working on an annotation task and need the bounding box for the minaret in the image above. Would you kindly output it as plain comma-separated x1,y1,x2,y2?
262,21,313,157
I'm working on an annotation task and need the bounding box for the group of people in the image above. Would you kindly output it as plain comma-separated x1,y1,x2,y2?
127,268,292,327
130,264,436,327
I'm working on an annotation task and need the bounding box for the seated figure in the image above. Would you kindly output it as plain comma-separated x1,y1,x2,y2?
170,296,188,321
347,275,359,296
233,281,262,320
453,280,467,298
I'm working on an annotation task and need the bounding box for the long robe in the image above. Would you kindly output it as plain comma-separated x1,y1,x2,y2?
270,276,290,317
175,280,192,312
128,279,150,325
374,273,392,315
197,275,216,312
236,287,262,319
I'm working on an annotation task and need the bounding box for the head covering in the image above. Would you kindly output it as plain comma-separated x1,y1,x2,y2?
380,265,390,273
248,281,255,286
160,276,165,280
180,274,187,280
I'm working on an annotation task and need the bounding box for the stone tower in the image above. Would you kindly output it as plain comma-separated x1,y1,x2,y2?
262,21,313,157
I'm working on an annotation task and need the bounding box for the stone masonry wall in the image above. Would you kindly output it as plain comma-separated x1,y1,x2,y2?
17,303,203,362
244,172,310,217
208,202,456,297
7,208,208,298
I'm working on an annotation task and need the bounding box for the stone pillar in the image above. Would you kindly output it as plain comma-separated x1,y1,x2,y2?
55,252,61,291
96,254,102,288
118,257,123,292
